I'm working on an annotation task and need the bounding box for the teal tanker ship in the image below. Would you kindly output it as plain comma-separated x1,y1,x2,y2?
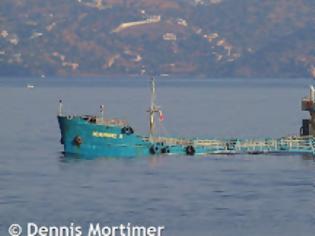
57,80,315,157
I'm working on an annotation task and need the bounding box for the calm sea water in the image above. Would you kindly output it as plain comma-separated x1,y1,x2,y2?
0,77,315,236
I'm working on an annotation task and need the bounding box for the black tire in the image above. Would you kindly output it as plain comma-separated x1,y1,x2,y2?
161,146,170,154
128,127,134,134
150,145,156,154
121,126,134,135
186,145,195,155
74,136,82,146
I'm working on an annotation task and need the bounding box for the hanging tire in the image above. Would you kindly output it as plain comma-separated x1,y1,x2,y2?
149,145,156,154
150,145,160,154
121,126,134,135
67,115,73,120
150,144,164,155
74,136,82,146
186,145,195,155
161,146,170,154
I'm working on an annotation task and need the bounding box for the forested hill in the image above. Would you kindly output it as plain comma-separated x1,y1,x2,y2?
1,0,315,78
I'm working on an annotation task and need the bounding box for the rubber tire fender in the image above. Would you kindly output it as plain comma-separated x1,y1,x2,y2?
74,136,82,146
186,145,195,155
121,126,134,135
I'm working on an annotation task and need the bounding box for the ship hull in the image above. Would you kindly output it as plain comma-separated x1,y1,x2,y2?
58,116,151,157
57,116,315,158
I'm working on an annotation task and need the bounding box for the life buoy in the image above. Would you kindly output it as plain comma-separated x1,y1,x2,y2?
121,126,134,135
186,145,195,155
74,136,82,146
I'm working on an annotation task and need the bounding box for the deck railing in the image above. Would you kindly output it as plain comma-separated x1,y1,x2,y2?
146,135,315,155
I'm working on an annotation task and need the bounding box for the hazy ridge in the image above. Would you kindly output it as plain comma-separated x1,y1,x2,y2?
1,0,315,78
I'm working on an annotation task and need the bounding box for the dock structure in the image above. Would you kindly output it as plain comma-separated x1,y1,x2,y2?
301,86,315,136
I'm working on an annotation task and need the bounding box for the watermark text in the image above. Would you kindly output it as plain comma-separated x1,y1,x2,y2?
8,223,165,236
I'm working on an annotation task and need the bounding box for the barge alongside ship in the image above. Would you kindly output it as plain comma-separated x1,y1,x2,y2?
57,80,315,157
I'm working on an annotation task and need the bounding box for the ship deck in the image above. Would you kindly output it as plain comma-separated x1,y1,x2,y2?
146,135,315,155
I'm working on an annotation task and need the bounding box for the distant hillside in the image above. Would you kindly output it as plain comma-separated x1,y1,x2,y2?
0,0,315,78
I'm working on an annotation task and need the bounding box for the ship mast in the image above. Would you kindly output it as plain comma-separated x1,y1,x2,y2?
148,78,159,139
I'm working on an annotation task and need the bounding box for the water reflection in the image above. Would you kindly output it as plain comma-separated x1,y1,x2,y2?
2,79,315,235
